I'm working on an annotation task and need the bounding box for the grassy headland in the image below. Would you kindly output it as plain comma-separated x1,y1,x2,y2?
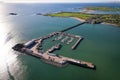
45,12,94,20
44,12,120,27
85,7,120,11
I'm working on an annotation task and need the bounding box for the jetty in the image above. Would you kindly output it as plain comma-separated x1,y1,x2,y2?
72,37,83,50
60,22,86,32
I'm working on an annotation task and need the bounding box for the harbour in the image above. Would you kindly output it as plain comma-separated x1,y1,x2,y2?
13,30,96,69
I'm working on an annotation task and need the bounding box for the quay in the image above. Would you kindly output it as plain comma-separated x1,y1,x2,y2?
72,37,83,50
12,31,96,70
66,57,95,69
13,43,96,69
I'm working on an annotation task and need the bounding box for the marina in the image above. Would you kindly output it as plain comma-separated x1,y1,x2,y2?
13,31,96,70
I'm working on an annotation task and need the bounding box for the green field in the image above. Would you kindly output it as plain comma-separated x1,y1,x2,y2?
45,12,120,27
45,12,94,20
86,7,120,11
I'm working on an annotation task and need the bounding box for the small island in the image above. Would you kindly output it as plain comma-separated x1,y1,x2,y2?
9,13,17,15
36,13,42,15
44,12,120,27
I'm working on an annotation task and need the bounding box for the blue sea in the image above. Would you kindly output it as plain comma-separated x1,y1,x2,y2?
0,3,120,80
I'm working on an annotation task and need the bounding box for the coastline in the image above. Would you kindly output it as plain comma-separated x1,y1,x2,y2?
101,22,118,27
45,12,120,27
72,17,119,27
71,17,85,22
82,8,94,13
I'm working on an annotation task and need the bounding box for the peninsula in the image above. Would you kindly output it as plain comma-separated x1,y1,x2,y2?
44,12,120,27
85,7,120,11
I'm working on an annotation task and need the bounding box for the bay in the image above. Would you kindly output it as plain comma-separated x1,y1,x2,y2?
0,3,120,80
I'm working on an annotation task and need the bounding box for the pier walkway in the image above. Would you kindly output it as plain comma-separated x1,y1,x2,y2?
60,22,86,32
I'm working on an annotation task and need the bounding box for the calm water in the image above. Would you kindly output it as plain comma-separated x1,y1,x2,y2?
0,3,120,80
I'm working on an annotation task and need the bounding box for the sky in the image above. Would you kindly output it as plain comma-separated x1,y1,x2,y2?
0,0,120,3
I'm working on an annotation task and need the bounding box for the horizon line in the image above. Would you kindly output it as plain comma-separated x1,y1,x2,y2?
0,1,120,3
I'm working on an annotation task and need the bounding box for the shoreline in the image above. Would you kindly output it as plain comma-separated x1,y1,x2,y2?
71,17,85,22
45,12,120,27
72,17,119,27
101,22,118,27
82,8,94,13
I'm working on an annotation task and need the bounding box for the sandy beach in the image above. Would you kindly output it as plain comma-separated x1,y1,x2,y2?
82,8,94,13
71,17,85,22
101,22,118,27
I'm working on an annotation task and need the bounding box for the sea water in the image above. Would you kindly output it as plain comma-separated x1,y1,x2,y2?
0,3,120,80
